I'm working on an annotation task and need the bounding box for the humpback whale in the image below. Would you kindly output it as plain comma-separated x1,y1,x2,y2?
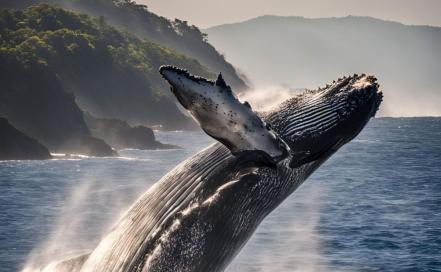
45,69,382,272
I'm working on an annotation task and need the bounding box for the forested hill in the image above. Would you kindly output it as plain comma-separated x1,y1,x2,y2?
1,0,248,91
0,4,211,155
0,4,210,127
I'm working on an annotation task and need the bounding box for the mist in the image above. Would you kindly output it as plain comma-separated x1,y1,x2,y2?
21,158,152,272
206,15,441,117
237,85,301,112
229,184,330,272
144,0,441,28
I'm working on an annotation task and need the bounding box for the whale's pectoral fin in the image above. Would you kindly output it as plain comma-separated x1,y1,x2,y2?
160,65,289,166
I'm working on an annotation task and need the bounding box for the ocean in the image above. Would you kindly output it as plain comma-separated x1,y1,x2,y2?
1,118,440,272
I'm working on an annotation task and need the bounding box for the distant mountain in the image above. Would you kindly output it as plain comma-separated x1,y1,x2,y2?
0,118,52,160
1,0,248,91
205,15,441,116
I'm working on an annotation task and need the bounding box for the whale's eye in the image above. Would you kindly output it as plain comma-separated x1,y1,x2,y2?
243,101,252,109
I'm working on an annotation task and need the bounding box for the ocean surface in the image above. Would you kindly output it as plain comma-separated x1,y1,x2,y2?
1,118,440,272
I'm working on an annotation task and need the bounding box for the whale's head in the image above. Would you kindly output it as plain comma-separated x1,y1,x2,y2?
266,74,383,168
159,66,382,169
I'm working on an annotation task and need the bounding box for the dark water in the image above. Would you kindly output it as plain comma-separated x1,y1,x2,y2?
1,118,440,272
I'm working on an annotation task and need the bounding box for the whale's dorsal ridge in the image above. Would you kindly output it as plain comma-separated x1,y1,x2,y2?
215,73,228,88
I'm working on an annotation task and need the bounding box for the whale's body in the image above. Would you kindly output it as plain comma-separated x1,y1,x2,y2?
45,71,382,272
81,134,320,272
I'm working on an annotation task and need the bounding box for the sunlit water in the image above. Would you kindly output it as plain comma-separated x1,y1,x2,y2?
1,118,440,272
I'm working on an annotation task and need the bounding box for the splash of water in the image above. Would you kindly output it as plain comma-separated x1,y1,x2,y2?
22,163,141,272
23,177,94,271
228,185,329,272
263,186,328,272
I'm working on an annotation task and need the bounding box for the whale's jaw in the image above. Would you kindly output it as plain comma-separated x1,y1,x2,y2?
264,74,382,167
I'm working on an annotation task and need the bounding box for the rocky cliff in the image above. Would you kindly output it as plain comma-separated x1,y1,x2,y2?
0,118,52,160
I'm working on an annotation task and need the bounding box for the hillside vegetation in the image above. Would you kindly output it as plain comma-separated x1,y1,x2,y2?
2,0,248,91
1,4,211,128
0,4,214,156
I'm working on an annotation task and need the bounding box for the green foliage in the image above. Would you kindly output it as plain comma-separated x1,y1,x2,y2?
1,0,248,90
0,4,209,76
74,0,248,90
0,4,211,129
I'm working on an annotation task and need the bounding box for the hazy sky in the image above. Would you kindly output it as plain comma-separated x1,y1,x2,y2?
140,0,441,28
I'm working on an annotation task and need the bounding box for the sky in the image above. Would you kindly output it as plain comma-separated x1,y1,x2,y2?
140,0,441,28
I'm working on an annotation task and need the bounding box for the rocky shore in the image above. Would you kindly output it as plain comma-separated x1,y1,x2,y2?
0,118,52,160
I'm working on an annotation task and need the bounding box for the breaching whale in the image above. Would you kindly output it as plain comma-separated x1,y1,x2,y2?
43,69,382,272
